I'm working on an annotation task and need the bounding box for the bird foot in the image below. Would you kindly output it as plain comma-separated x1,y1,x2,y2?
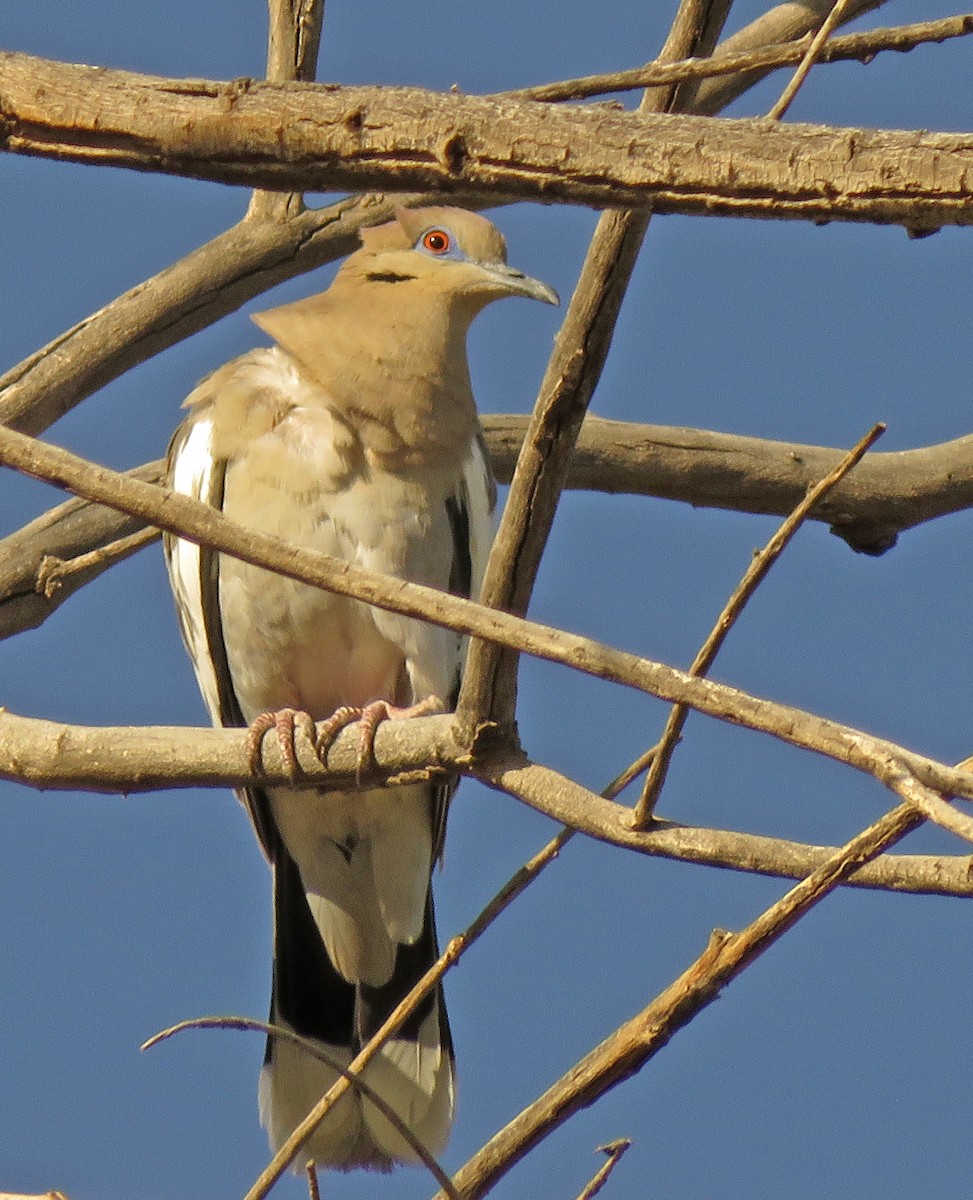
246,707,317,779
245,697,445,783
315,695,446,781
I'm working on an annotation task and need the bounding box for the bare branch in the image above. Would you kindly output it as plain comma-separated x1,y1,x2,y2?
0,2,920,445
512,15,973,105
0,196,397,436
2,707,972,896
143,1014,458,1198
632,423,885,824
6,414,973,643
438,797,920,1200
0,460,165,638
241,787,572,1198
692,0,890,114
246,0,324,220
35,526,159,598
459,0,729,728
767,0,859,120
6,428,973,817
2,53,972,230
484,415,973,554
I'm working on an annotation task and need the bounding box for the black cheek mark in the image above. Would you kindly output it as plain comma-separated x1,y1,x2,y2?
366,271,417,284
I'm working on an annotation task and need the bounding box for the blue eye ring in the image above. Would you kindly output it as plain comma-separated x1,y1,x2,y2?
421,228,452,255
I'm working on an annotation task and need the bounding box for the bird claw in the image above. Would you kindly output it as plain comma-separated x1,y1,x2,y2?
315,695,446,783
246,707,317,780
246,697,445,784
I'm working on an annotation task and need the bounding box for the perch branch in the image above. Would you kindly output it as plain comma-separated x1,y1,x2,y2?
3,707,973,896
5,428,973,817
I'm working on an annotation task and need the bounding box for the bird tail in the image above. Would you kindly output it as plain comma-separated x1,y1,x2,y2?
259,845,455,1172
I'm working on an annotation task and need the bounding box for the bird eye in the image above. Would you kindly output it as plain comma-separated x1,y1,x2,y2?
421,229,451,254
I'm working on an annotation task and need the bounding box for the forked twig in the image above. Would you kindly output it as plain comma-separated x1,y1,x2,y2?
35,527,159,598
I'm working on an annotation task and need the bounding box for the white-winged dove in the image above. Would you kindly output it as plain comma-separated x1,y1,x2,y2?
163,207,558,1172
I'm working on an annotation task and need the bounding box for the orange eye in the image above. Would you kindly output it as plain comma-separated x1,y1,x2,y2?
421,229,451,254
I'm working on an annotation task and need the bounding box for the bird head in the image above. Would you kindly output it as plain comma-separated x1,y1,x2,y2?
348,206,560,314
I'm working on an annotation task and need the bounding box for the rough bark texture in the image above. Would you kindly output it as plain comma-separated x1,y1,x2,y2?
2,51,972,229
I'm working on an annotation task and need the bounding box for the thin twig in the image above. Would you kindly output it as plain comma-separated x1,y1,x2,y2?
632,422,885,825
242,751,641,1196
509,15,973,104
241,825,574,1199
141,1015,458,1199
767,0,857,120
691,0,889,115
574,1140,632,1200
438,798,922,1200
35,526,159,598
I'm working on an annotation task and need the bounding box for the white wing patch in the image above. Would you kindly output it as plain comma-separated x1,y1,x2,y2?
164,416,224,724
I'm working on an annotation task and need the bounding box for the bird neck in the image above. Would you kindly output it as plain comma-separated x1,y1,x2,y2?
259,284,482,477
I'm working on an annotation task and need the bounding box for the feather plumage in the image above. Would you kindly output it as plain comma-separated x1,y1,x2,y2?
163,206,556,1171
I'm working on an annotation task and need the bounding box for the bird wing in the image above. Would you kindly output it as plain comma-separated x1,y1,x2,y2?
164,398,279,856
163,346,495,1169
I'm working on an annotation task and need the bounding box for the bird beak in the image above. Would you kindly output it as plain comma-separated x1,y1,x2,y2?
481,263,560,306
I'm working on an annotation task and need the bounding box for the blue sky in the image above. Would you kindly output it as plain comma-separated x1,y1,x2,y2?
2,3,973,1198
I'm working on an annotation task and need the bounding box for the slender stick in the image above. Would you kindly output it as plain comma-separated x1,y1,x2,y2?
768,0,857,120
141,1015,458,1198
34,527,159,599
510,15,973,104
457,0,732,731
632,423,885,825
240,825,574,1199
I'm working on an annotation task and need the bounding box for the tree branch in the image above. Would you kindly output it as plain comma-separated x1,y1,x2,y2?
439,796,922,1200
512,14,973,104
2,52,972,230
691,0,889,114
5,415,973,642
633,422,885,825
484,415,973,553
2,707,972,898
458,0,729,728
245,0,324,222
5,424,973,815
